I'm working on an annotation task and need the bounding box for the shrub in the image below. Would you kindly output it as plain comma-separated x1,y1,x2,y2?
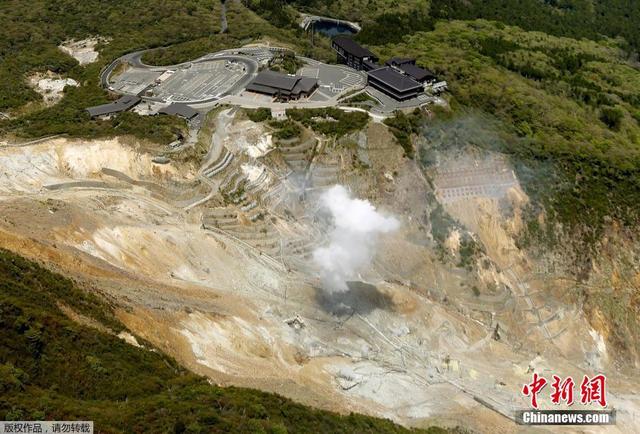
246,108,272,123
599,106,624,130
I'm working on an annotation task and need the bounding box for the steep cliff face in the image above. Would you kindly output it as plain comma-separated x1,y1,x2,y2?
572,224,640,368
415,113,640,371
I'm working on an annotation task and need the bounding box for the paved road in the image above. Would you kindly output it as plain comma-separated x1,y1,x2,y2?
100,49,159,89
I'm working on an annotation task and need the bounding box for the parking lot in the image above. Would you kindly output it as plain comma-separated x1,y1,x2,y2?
106,48,372,108
110,69,162,95
154,60,247,103
109,58,252,103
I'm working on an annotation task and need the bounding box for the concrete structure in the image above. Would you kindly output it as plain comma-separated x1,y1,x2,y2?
155,70,175,84
331,36,379,71
432,81,448,94
246,70,318,101
366,67,423,101
158,103,199,120
86,95,141,118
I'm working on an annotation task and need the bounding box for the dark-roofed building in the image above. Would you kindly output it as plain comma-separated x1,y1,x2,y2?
386,58,438,84
159,103,199,120
332,36,379,71
397,63,437,84
366,67,423,101
386,57,415,67
86,95,141,118
246,70,318,101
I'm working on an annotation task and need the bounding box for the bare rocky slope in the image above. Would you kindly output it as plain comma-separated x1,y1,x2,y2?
0,110,638,432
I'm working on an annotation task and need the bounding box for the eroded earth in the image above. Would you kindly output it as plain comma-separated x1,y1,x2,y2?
1,111,638,433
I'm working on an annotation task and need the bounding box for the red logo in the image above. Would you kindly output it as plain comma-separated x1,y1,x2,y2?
522,373,547,409
580,374,607,407
550,375,575,406
522,374,607,408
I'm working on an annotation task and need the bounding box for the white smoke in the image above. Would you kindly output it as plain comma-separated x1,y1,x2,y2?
312,185,400,292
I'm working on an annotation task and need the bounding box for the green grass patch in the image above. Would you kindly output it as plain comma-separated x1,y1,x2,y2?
384,110,423,159
245,108,272,123
286,108,369,138
269,119,302,140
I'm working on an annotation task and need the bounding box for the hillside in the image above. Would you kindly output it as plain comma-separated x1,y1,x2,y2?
375,21,640,359
274,0,640,50
0,0,639,431
0,0,329,142
0,248,452,433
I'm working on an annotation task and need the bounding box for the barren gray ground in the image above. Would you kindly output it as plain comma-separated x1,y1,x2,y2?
0,113,638,433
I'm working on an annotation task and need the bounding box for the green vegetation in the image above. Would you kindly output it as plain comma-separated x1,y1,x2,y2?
0,0,637,245
355,10,434,46
269,119,303,140
261,108,368,142
383,110,423,159
429,0,640,51
271,0,427,24
429,203,460,245
341,92,379,110
0,0,329,144
287,108,369,138
457,237,482,271
342,93,376,104
1,81,187,144
3,0,640,422
381,21,640,250
140,4,331,67
172,107,222,164
246,0,301,29
280,0,640,52
245,107,273,123
582,287,640,363
0,248,453,433
0,0,225,139
223,183,246,205
268,50,305,74
429,203,483,270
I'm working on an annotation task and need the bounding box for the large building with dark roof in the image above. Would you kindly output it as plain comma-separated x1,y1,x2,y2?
331,36,379,71
86,95,141,118
366,67,423,101
246,70,318,101
386,58,437,84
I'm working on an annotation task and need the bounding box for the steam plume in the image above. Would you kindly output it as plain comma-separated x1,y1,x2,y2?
312,185,400,292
